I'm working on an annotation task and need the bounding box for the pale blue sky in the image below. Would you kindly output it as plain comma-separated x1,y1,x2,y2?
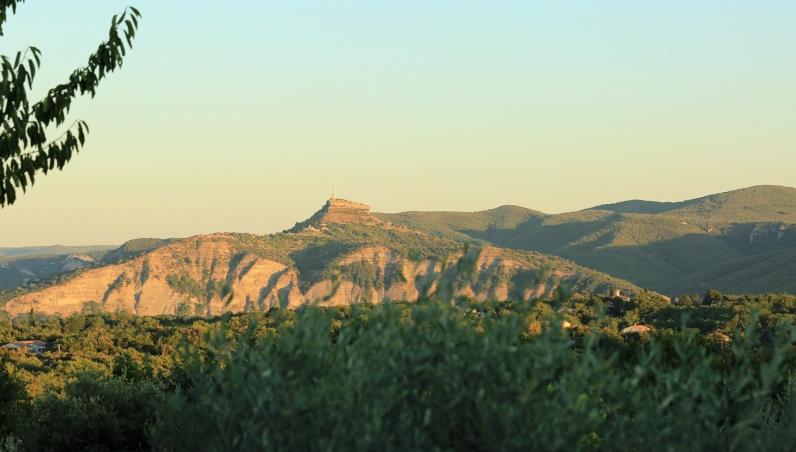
1,1,795,246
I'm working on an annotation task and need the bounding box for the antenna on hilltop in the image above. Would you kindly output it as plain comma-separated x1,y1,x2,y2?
331,185,335,200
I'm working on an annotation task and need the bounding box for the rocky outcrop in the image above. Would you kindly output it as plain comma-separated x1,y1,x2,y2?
289,198,381,232
3,233,643,317
4,234,303,316
62,254,95,272
3,197,652,317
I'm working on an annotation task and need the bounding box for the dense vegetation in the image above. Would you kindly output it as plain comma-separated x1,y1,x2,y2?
2,291,796,450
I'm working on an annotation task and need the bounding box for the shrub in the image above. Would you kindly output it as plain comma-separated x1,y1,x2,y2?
150,302,796,451
165,274,204,299
21,374,163,452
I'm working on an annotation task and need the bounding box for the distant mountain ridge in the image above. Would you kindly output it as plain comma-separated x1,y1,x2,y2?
0,245,116,259
2,200,645,317
378,185,796,295
591,185,796,223
101,238,174,264
4,185,794,313
377,205,543,243
0,246,116,290
588,199,691,215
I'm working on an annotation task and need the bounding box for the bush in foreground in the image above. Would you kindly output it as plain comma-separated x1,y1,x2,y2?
150,301,796,451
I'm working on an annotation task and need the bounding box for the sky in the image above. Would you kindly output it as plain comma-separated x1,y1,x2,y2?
1,1,795,246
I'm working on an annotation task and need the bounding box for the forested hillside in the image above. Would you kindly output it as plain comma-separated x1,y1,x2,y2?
378,185,796,295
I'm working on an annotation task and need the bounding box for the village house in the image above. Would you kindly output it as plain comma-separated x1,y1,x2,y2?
1,340,48,354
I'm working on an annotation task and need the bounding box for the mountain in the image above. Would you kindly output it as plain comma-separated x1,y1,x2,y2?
377,185,796,295
0,245,116,259
2,198,644,316
0,246,116,290
100,238,174,264
593,185,796,224
660,248,796,295
381,205,543,242
6,185,790,315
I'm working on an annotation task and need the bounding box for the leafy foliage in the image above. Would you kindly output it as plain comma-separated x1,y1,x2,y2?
21,375,162,452
153,302,796,451
0,2,141,206
1,293,796,449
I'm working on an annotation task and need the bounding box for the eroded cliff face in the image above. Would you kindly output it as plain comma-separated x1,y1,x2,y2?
5,234,299,316
3,234,638,317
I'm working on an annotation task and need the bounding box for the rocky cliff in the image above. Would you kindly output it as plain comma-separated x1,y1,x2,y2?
3,236,643,317
3,199,650,317
289,198,381,232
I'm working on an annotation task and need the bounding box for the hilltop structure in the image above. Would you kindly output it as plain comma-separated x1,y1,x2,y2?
289,197,381,232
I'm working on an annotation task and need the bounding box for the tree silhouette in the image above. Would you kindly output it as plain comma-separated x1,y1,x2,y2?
0,1,141,206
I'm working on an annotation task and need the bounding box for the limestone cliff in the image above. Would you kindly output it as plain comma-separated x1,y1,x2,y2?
3,199,649,317
289,198,381,232
3,237,642,316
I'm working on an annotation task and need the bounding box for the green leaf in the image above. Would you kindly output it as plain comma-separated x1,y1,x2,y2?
77,122,85,145
5,181,15,204
27,60,35,88
0,5,142,206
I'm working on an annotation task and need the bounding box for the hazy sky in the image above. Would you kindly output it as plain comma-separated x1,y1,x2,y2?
1,1,794,246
